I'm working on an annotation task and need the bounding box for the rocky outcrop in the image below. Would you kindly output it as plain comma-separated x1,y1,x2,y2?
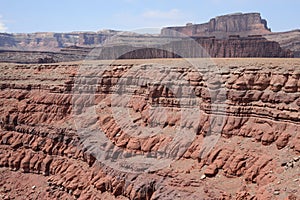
161,12,271,38
159,12,299,57
0,59,299,199
0,36,292,63
0,12,297,61
0,49,87,63
107,36,292,59
264,30,300,57
0,30,118,52
193,36,291,57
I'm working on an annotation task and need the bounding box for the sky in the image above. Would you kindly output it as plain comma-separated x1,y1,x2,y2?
0,0,299,33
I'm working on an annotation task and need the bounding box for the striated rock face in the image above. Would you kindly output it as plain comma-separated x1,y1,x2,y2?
0,36,292,63
159,12,299,56
0,12,297,60
0,31,118,52
193,36,292,57
105,36,292,59
161,12,271,38
264,30,300,57
0,58,299,199
0,49,87,63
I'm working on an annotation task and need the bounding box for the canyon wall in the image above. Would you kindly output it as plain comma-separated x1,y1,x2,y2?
0,59,299,199
160,12,300,56
0,36,292,63
265,30,300,57
0,12,298,60
161,13,271,38
0,49,87,63
117,36,292,58
0,30,118,52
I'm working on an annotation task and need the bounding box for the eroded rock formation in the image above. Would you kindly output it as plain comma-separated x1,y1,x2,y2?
0,12,298,61
265,30,300,57
161,13,271,38
0,58,299,199
0,30,118,52
0,36,292,63
160,12,300,57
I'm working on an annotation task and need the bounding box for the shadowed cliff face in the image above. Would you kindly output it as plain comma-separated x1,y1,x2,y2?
160,12,300,57
0,36,293,63
0,59,299,199
265,30,300,57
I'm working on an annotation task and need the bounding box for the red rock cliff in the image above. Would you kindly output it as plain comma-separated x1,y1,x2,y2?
0,59,299,199
161,12,271,38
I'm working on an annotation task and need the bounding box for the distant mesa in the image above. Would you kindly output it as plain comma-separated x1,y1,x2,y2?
0,12,299,62
161,12,271,38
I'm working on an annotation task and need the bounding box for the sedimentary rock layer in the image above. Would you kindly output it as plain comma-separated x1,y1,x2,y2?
0,36,292,63
161,13,271,38
0,59,299,199
265,30,300,57
0,12,298,61
0,49,87,63
0,31,118,52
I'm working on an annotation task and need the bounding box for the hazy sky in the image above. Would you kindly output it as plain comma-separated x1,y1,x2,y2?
0,0,299,33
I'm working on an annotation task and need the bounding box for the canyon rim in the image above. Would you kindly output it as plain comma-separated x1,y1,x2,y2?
0,12,299,200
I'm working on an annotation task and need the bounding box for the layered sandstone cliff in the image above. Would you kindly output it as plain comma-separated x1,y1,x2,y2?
0,36,292,63
159,12,300,56
265,30,300,57
0,12,298,60
161,13,271,38
0,30,118,52
0,59,299,199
